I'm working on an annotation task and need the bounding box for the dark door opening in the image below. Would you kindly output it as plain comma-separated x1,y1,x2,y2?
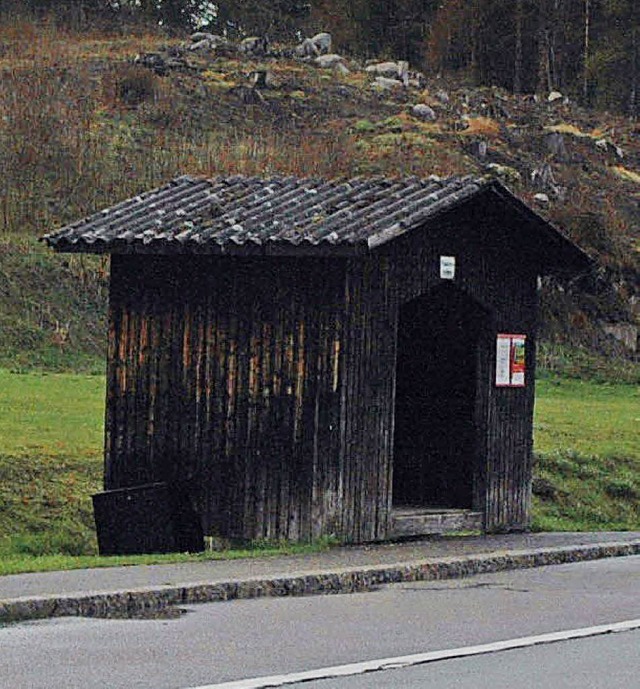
393,285,486,510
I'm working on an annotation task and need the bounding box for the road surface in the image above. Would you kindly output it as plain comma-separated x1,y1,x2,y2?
1,555,639,689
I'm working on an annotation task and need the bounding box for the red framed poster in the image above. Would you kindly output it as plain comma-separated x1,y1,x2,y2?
495,334,526,387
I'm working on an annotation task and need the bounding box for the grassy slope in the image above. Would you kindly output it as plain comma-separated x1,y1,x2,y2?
0,22,639,374
532,378,640,531
0,235,106,373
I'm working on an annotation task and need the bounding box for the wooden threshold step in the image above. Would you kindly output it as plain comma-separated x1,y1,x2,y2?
391,508,483,538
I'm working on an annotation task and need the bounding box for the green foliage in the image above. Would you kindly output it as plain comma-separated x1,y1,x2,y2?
0,369,637,570
534,378,640,460
352,119,377,133
537,342,640,385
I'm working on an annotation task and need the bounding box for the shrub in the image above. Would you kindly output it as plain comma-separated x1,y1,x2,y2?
113,65,160,106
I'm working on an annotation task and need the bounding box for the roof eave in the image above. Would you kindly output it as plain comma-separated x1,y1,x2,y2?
43,237,368,258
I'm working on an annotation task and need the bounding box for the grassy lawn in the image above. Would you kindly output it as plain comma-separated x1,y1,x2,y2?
0,369,104,459
533,378,639,532
0,369,638,573
534,378,639,460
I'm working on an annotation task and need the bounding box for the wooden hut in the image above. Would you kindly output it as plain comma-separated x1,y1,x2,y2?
44,175,590,554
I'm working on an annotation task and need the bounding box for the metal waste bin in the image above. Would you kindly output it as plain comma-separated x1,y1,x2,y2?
92,482,202,555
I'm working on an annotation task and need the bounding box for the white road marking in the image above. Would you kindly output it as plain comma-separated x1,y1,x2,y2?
187,618,640,689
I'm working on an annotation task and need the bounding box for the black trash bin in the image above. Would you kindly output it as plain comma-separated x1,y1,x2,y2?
92,482,203,555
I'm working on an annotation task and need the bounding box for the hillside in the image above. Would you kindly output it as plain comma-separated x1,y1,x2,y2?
0,23,639,376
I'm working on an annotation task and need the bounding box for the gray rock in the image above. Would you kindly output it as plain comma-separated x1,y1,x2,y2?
546,131,568,160
534,192,550,204
548,90,563,102
295,37,318,58
188,39,213,52
372,76,404,91
596,138,625,159
314,54,345,68
250,70,274,89
436,90,450,104
487,163,522,183
469,140,488,159
190,32,215,42
295,32,332,58
310,32,332,54
411,104,437,121
133,52,167,75
409,71,426,88
366,61,408,85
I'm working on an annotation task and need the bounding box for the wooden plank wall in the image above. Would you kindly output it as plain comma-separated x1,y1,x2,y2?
104,197,541,543
340,257,398,542
106,255,352,542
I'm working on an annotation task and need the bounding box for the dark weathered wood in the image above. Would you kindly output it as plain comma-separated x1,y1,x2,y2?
101,193,545,547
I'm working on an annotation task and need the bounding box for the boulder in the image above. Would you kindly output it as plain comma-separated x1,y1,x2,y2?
188,33,229,52
468,140,488,159
188,39,213,52
314,54,346,68
372,76,404,91
250,70,274,89
190,32,215,42
294,38,317,58
133,52,167,76
548,90,563,102
436,90,450,104
545,131,568,160
411,104,437,121
295,32,333,58
534,193,550,204
310,32,332,54
596,138,625,159
366,61,408,85
486,163,522,184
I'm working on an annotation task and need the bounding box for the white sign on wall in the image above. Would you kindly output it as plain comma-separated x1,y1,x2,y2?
440,256,456,280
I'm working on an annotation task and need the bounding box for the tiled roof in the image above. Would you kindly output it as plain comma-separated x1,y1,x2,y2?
43,174,493,254
42,174,590,272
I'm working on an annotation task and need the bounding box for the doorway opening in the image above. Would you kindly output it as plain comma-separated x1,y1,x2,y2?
392,285,487,511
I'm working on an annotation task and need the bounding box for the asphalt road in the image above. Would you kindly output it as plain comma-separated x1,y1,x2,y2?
288,630,640,689
1,556,639,689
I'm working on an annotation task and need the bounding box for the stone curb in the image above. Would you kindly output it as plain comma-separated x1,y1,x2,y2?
2,541,639,624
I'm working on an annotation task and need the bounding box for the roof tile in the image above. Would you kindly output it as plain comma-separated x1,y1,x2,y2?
40,174,524,256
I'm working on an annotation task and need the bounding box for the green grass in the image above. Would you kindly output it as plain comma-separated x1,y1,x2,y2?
532,377,640,532
0,540,336,577
0,369,104,459
534,378,639,460
0,369,638,574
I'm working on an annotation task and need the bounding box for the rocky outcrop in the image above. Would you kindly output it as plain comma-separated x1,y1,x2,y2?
365,60,409,86
295,32,332,57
